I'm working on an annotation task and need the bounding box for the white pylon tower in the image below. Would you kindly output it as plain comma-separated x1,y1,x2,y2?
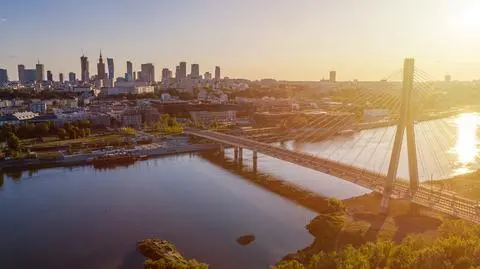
381,58,419,212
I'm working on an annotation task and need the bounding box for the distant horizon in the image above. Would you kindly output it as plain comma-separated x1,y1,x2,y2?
2,0,480,81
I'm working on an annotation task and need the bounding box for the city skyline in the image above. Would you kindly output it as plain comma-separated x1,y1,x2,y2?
1,0,480,81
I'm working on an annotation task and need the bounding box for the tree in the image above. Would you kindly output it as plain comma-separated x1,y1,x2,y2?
35,123,50,138
6,133,21,151
80,128,86,138
324,198,346,214
273,260,306,269
308,252,337,269
58,128,67,140
69,129,77,139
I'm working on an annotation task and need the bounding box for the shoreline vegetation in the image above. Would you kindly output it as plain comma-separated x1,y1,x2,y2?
431,171,480,200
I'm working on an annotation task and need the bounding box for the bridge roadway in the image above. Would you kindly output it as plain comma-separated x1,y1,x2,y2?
186,129,480,223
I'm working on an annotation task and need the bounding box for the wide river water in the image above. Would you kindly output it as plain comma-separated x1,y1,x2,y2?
0,113,478,269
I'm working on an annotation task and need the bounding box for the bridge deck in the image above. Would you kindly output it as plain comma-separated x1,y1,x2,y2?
186,129,480,223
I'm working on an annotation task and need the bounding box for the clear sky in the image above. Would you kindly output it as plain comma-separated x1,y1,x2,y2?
1,0,480,81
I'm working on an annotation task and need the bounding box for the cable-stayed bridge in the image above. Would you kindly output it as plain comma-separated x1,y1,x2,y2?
186,58,480,223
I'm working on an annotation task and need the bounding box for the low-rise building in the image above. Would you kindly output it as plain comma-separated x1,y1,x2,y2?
0,111,39,126
0,100,12,108
101,85,155,96
122,109,143,128
29,101,47,114
189,110,237,126
142,106,161,124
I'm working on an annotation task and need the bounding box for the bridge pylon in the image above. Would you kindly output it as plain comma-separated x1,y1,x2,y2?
381,58,419,213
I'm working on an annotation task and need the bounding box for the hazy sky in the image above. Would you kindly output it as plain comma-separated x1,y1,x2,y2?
1,0,480,81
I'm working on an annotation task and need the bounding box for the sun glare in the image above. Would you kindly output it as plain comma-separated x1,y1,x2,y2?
453,5,480,33
453,113,479,174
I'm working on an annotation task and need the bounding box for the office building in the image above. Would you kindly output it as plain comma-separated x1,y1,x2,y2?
18,64,25,83
204,72,212,80
141,63,155,83
36,61,45,82
107,58,114,80
136,71,141,81
329,71,336,83
126,61,133,81
69,72,76,82
0,69,8,84
215,66,221,81
59,73,64,83
80,55,89,82
189,110,237,126
162,68,171,81
97,52,106,79
179,62,187,79
24,69,36,83
191,64,200,79
47,70,53,82
29,101,47,114
175,66,180,80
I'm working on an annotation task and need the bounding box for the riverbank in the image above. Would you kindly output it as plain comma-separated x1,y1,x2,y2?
0,143,219,171
276,192,466,267
430,171,480,200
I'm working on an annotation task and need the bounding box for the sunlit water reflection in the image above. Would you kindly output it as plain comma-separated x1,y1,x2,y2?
227,113,480,182
452,113,479,174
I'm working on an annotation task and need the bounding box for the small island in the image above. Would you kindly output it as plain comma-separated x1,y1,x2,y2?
137,239,209,269
236,234,256,246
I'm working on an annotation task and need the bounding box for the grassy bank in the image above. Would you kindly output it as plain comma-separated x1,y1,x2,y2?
429,171,480,200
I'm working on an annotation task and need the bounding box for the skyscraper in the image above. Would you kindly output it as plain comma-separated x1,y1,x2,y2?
97,52,106,79
47,70,53,82
162,68,171,82
18,64,25,83
80,55,89,82
179,62,187,79
24,70,36,83
175,65,180,80
126,61,133,81
0,68,8,84
36,61,45,82
445,74,451,82
329,71,336,83
191,64,200,79
141,63,155,83
215,66,221,81
69,72,76,82
136,71,141,81
107,58,114,80
59,73,64,83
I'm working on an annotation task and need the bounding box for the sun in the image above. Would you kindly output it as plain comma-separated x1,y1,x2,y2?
453,5,480,33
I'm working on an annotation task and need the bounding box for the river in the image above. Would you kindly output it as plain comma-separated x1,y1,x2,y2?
0,113,478,269
1,151,364,269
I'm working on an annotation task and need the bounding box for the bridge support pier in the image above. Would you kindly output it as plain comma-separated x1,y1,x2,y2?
253,151,258,172
238,147,243,164
234,147,239,163
219,144,224,156
381,58,419,214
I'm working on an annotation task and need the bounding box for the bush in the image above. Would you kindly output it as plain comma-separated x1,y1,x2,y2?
285,219,480,269
325,198,346,214
273,260,306,269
